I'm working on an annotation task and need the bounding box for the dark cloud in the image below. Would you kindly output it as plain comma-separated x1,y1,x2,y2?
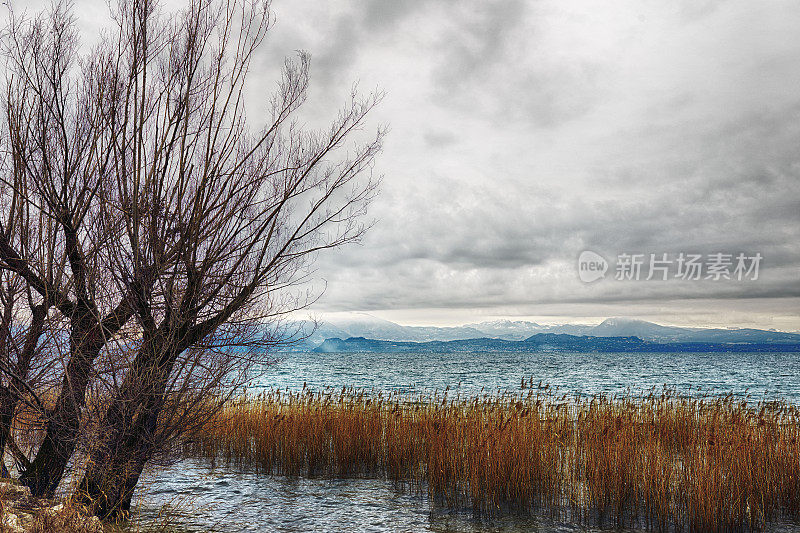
44,0,800,328
314,16,363,88
429,0,602,128
433,0,528,83
423,129,458,148
361,0,426,29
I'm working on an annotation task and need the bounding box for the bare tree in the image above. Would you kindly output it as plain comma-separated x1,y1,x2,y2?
0,87,80,480
0,2,146,497
1,0,383,518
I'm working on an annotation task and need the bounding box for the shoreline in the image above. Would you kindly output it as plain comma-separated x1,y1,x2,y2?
0,479,102,533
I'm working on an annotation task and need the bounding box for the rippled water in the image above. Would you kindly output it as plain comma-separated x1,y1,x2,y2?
133,460,613,533
258,350,800,401
131,350,800,532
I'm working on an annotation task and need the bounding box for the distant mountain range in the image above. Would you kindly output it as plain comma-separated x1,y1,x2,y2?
314,334,800,354
286,315,800,350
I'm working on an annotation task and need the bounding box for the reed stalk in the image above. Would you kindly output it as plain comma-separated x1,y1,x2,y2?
184,385,800,531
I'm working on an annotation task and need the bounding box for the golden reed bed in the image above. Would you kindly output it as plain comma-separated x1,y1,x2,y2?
184,384,800,531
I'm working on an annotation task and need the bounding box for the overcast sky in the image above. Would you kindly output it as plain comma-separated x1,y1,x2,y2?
18,0,800,330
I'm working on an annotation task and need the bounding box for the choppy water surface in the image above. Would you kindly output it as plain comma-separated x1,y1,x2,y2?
133,460,611,533
132,351,800,532
258,350,800,401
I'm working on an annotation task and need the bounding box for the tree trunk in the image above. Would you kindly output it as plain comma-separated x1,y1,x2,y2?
79,391,167,518
21,311,101,497
79,447,149,519
0,304,46,477
0,386,15,476
79,336,177,518
20,394,83,496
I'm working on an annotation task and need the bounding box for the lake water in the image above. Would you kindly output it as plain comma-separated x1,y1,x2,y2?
258,350,800,401
131,350,800,532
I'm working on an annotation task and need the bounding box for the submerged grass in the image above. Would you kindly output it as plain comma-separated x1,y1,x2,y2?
184,384,800,532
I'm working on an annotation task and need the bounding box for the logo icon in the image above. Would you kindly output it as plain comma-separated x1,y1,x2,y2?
578,250,608,283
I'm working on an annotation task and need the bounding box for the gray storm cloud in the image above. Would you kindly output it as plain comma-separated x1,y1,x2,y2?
295,0,800,329
14,0,800,329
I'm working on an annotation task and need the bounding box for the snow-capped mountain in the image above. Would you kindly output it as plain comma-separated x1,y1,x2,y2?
283,314,800,350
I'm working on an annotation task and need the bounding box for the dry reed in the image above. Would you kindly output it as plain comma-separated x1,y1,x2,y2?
184,384,800,531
